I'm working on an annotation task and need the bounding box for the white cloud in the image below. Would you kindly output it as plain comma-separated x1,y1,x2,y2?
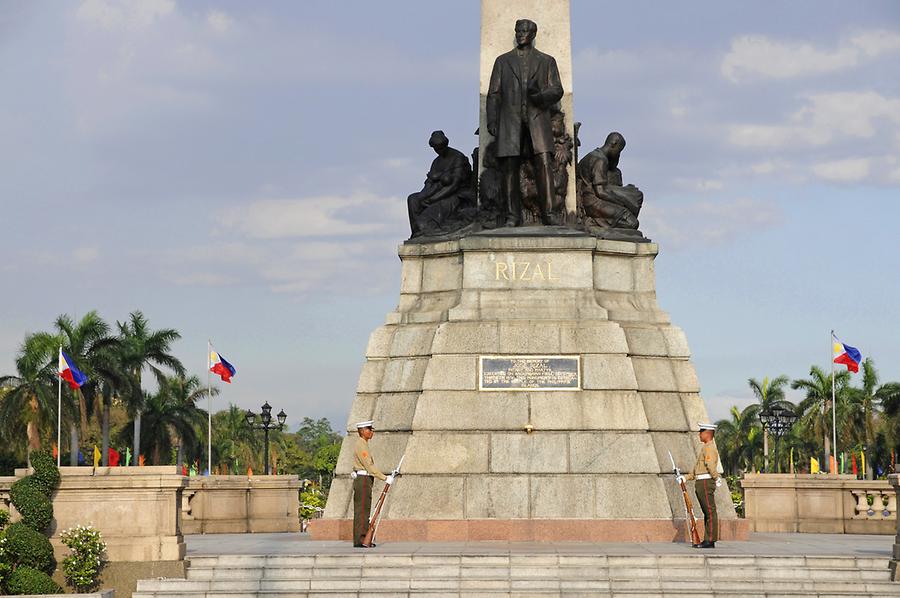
642,198,782,249
722,29,900,82
728,91,900,148
891,165,900,183
811,158,871,183
751,161,776,175
851,29,900,57
206,10,233,35
165,272,239,286
73,246,100,264
77,0,175,30
672,178,724,192
217,193,401,239
382,158,413,170
575,48,643,74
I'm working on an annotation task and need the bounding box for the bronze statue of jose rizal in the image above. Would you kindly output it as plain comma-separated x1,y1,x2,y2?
486,19,564,227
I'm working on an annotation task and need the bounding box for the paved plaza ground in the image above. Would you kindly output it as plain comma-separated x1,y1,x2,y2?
186,532,893,558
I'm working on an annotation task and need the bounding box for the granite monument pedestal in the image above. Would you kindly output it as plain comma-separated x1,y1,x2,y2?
310,231,747,542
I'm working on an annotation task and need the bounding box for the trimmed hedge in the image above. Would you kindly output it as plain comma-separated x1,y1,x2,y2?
3,523,55,576
1,449,60,594
29,451,60,497
4,565,63,595
9,477,52,532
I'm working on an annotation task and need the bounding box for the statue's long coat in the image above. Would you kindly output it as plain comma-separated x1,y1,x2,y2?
486,47,563,158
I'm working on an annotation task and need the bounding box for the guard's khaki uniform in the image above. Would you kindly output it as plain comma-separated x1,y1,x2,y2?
352,436,386,547
685,442,720,543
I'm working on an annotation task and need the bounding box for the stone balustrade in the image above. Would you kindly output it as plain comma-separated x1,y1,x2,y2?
742,473,895,534
181,475,301,534
888,473,900,580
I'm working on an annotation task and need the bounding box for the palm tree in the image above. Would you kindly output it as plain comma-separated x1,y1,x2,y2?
211,404,259,473
714,404,761,475
117,311,185,464
848,358,900,478
792,365,850,470
0,333,59,462
90,348,133,466
748,375,790,472
133,376,211,465
54,312,119,465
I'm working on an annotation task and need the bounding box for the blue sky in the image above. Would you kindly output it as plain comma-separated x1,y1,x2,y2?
2,1,899,430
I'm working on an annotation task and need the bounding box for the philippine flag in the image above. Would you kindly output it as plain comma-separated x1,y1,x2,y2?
209,350,236,383
59,350,88,389
833,334,862,373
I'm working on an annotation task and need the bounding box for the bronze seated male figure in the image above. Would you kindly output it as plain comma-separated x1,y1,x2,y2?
576,131,644,233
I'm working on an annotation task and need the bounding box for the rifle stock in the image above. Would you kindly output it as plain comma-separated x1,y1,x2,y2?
678,477,703,546
362,482,391,547
669,450,702,546
362,457,404,547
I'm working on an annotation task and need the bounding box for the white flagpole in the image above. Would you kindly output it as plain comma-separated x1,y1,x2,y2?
207,340,212,476
57,346,62,467
831,330,837,474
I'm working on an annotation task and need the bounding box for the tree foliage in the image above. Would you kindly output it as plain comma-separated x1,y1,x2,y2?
716,359,900,478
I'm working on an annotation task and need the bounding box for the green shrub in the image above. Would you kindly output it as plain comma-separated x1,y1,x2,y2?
0,509,9,530
726,474,744,517
61,525,106,592
29,450,60,497
299,488,326,520
0,535,10,589
9,477,53,532
4,565,63,595
4,522,55,575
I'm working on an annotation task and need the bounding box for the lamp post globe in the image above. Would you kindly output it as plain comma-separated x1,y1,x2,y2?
245,402,287,475
759,405,798,473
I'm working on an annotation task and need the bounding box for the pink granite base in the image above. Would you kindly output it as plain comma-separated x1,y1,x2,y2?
308,518,750,543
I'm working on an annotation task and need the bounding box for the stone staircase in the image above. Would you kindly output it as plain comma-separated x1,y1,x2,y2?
133,552,898,597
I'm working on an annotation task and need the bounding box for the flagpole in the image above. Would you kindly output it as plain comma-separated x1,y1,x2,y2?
831,329,837,475
57,346,62,467
207,340,212,476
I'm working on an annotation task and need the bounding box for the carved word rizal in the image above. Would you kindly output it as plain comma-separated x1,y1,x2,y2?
494,261,559,281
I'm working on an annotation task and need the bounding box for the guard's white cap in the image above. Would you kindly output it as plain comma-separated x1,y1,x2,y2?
698,422,717,431
355,420,375,429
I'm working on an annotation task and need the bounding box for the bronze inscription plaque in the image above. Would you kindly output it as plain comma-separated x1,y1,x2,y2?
479,355,581,391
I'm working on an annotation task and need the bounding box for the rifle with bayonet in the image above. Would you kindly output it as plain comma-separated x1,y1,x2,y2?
668,450,702,547
362,455,404,547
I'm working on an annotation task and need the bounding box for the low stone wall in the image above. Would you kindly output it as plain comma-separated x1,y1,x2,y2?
888,473,900,580
49,466,187,561
2,467,188,598
742,473,896,534
181,475,301,534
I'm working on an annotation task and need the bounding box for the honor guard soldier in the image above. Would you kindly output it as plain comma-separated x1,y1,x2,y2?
678,422,722,548
351,420,388,548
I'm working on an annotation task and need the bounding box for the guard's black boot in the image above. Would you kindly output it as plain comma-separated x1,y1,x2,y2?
698,541,715,548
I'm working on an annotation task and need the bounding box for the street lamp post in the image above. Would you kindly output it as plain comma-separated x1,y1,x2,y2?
245,402,287,475
759,405,798,473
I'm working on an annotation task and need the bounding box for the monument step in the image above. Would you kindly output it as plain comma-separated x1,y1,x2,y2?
133,554,898,597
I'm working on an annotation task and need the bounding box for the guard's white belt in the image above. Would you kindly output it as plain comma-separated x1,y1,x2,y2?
353,470,371,476
697,474,713,480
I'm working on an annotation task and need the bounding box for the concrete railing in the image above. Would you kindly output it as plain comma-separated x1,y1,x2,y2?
181,475,301,534
7,466,188,561
2,467,188,598
742,473,895,534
